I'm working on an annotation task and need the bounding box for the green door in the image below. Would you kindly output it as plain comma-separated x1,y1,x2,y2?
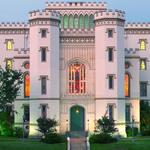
70,106,85,131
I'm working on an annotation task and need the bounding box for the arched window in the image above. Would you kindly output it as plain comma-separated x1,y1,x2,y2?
24,73,30,97
68,63,86,94
89,15,94,28
74,15,78,29
60,15,63,28
79,15,84,29
84,15,89,29
69,15,74,29
6,40,13,50
63,15,68,29
124,73,130,97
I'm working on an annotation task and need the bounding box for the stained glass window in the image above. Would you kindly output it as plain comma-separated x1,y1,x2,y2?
125,73,130,97
6,40,13,50
140,40,146,50
79,15,84,29
74,15,78,29
24,73,30,97
69,15,74,29
63,15,68,29
68,63,86,94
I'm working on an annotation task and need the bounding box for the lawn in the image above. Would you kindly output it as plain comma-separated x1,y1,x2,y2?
91,138,150,150
0,137,66,150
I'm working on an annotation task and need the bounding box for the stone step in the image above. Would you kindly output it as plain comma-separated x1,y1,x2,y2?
70,138,87,150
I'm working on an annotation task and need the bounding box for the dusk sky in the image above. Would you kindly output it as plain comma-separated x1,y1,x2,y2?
0,0,150,22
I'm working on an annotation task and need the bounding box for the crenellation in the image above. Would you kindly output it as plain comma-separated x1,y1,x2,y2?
95,10,125,21
0,22,29,28
125,22,150,29
29,10,60,21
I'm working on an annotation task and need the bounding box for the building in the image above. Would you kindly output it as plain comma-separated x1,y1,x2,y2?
0,1,149,137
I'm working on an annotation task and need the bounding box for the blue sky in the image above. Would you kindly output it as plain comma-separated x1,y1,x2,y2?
0,0,149,22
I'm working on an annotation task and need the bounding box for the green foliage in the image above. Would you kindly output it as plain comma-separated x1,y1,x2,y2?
0,68,23,112
89,133,117,144
97,116,117,134
126,126,138,137
140,101,150,136
13,127,29,138
37,118,57,136
0,112,13,136
41,133,66,144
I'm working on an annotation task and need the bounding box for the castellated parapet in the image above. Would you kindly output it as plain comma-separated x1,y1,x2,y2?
0,22,29,29
125,22,150,29
29,9,60,21
45,1,107,10
95,9,125,21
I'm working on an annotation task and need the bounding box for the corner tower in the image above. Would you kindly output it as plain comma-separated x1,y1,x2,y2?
95,10,126,136
29,10,60,135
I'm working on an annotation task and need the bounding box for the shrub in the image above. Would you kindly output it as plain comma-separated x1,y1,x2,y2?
141,128,150,136
41,133,66,144
37,118,57,136
13,127,27,138
126,126,138,137
89,133,117,144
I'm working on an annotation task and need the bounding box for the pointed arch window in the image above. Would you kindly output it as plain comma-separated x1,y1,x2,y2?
84,15,89,29
140,39,146,50
74,15,78,29
124,73,130,97
24,73,30,98
68,63,86,94
69,15,74,29
63,15,68,29
79,15,84,29
89,15,94,28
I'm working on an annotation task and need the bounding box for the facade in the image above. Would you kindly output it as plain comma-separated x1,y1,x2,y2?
0,1,149,137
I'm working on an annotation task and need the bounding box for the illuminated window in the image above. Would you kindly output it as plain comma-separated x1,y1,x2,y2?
63,15,68,29
68,63,86,94
125,104,131,122
84,15,89,29
140,39,146,50
125,73,130,97
24,73,30,97
140,82,147,97
89,15,94,28
6,59,13,70
74,15,78,29
6,40,13,50
108,105,114,120
79,15,84,29
69,15,74,29
140,59,146,70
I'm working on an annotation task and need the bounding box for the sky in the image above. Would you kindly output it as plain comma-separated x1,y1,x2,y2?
0,0,150,22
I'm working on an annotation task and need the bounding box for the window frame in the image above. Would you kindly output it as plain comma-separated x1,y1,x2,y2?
108,75,114,89
140,59,147,70
139,39,147,51
40,29,47,38
107,47,114,62
40,47,47,62
40,76,47,95
140,81,147,97
125,73,130,97
5,39,14,51
125,104,131,123
24,72,30,98
6,59,13,70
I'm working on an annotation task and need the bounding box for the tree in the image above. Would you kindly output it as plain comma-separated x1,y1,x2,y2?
0,68,23,112
37,118,58,136
97,116,117,134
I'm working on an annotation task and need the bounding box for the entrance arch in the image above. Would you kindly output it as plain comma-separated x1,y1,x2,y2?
70,105,85,131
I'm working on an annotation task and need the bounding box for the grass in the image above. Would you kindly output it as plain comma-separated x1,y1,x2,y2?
91,138,150,150
0,137,66,150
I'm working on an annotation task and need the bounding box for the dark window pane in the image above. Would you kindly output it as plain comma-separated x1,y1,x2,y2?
24,105,29,122
126,105,131,122
41,77,47,95
41,48,46,62
41,29,47,38
41,105,47,118
108,29,113,38
108,105,114,120
108,76,114,89
140,82,147,97
108,48,113,61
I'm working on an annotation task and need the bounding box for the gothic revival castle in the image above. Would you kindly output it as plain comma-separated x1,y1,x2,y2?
0,1,149,137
